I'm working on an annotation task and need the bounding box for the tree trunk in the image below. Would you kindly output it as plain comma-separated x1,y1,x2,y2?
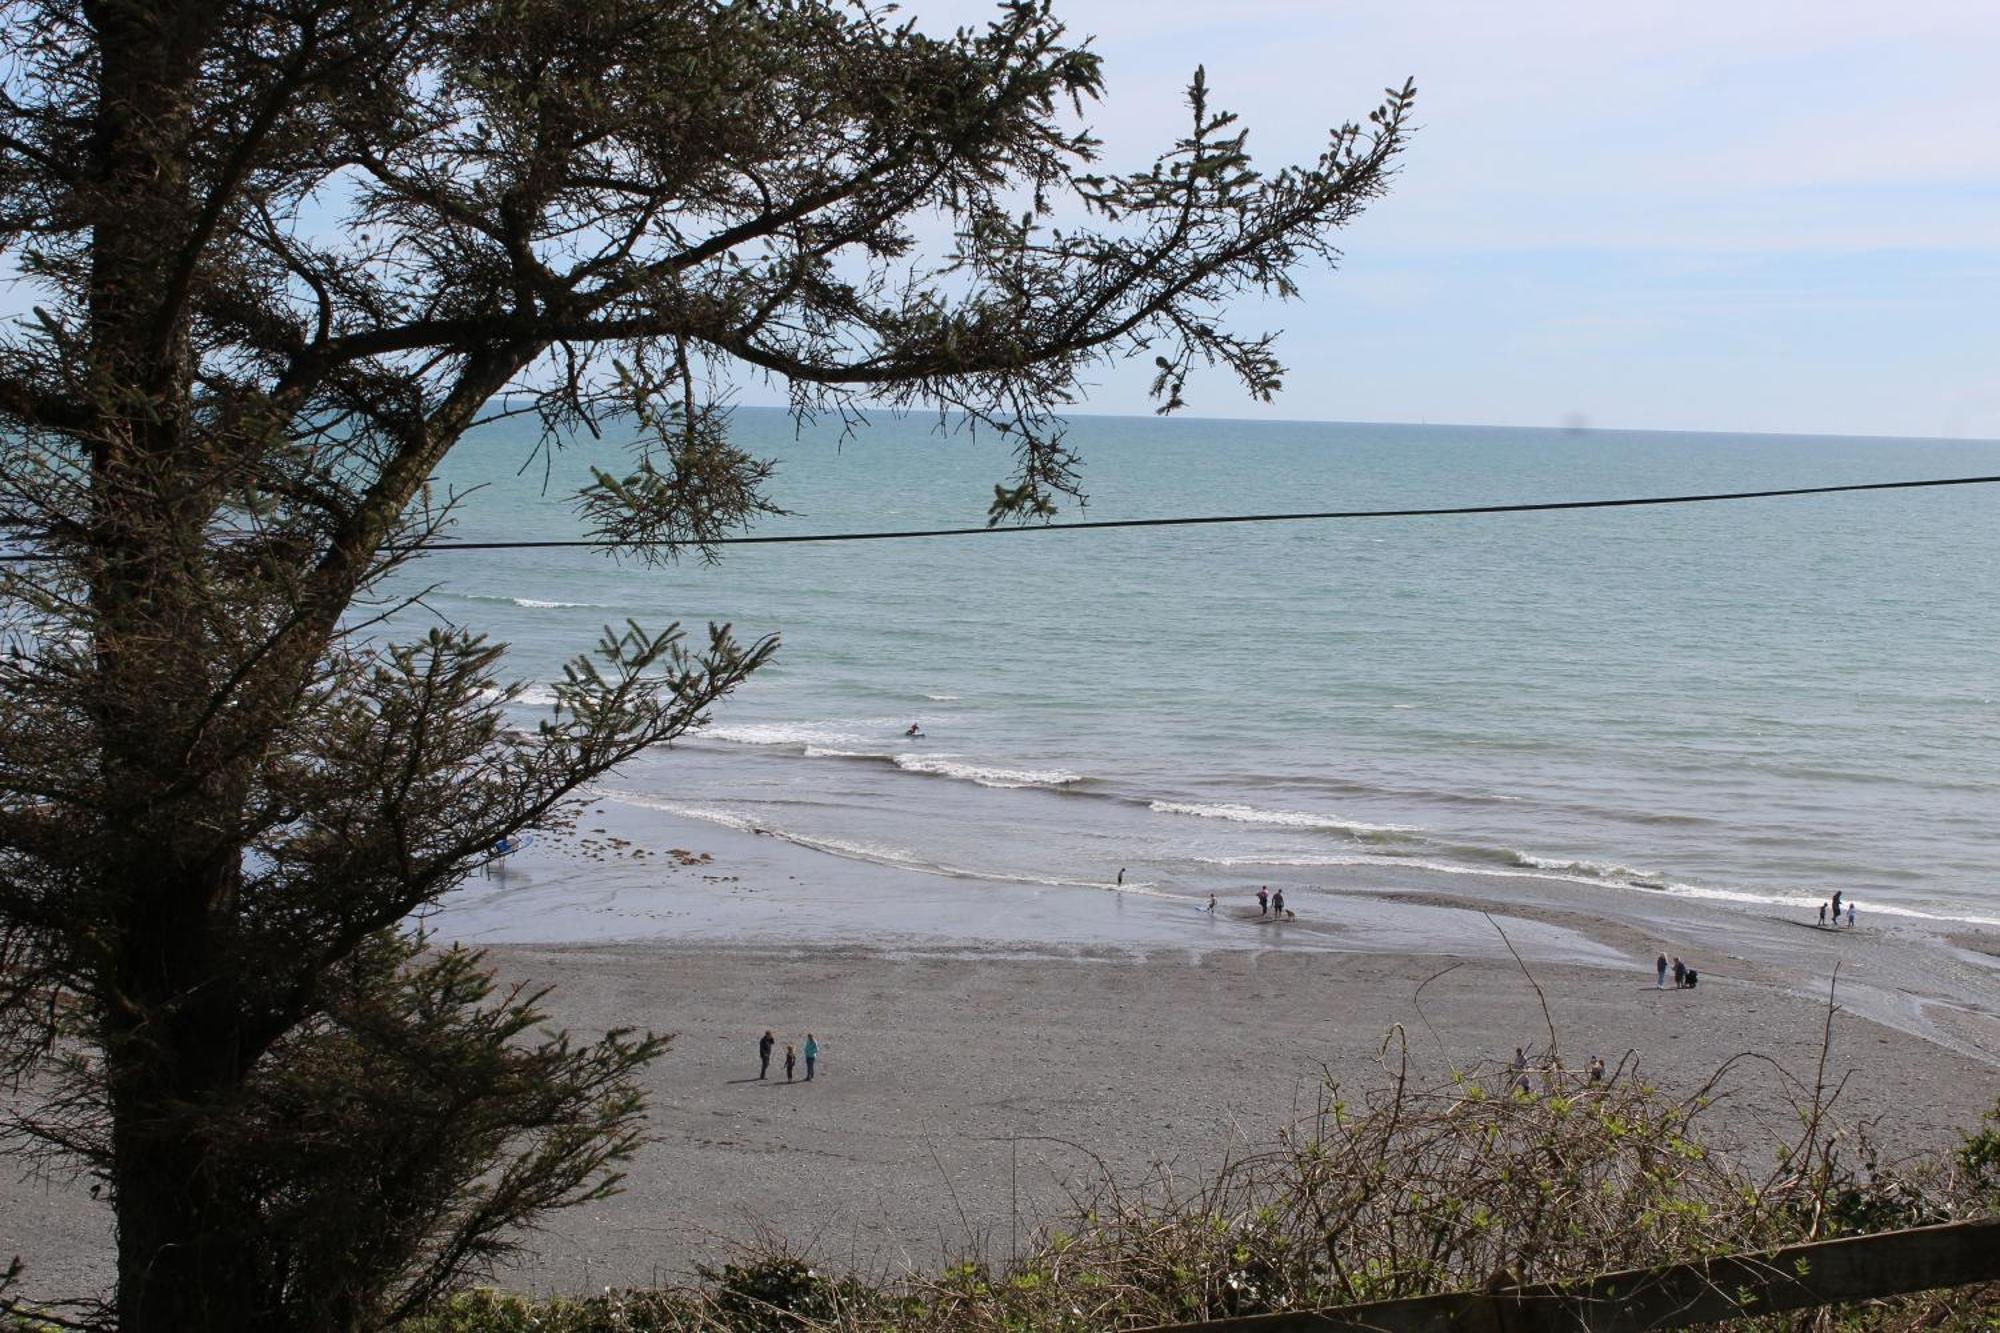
82,3,268,1327
110,1080,268,1330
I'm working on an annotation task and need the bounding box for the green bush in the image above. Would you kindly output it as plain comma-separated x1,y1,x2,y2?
388,1087,2000,1333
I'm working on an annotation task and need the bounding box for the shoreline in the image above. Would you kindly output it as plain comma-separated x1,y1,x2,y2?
7,813,1996,1306
434,792,2000,1064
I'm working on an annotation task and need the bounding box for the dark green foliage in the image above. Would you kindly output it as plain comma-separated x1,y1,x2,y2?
397,1288,700,1333
222,938,664,1328
699,1257,873,1331
1959,1103,2000,1196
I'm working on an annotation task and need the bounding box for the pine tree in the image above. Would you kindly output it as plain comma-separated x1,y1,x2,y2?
0,1,1411,1325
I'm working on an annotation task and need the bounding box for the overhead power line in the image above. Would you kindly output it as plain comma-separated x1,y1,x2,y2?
404,472,2000,551
3,472,1998,562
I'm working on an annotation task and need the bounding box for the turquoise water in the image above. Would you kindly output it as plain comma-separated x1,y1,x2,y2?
395,409,2000,926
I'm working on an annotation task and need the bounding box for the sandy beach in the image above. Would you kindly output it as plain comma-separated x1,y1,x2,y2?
5,800,1997,1306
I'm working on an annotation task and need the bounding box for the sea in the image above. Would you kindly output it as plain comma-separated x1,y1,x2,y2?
386,408,2000,930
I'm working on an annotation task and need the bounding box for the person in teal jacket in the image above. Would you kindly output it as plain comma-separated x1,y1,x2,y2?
803,1033,820,1081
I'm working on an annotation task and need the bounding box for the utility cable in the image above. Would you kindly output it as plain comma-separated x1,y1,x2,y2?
3,472,1997,561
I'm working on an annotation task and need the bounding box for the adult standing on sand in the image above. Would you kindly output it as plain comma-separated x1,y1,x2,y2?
759,1029,775,1079
1257,887,1269,917
1672,956,1686,988
1272,888,1286,917
804,1033,820,1081
1656,952,1669,988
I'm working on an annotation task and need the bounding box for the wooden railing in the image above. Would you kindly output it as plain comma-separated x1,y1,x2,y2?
1135,1216,2000,1333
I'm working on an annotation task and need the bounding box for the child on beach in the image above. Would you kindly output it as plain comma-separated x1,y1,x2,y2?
1818,903,1827,927
1846,902,1856,928
784,1043,796,1082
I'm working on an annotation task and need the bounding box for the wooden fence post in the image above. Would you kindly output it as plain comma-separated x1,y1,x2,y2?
1134,1216,2000,1333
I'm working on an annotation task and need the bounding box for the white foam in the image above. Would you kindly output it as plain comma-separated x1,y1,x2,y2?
894,754,1083,790
790,745,1085,790
1188,853,2000,927
705,719,896,748
1510,852,1666,884
1150,800,1416,839
922,693,962,702
477,684,561,708
464,594,609,609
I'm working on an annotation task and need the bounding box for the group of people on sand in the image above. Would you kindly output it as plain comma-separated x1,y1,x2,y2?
757,1029,822,1083
1816,890,1857,929
1653,952,1699,989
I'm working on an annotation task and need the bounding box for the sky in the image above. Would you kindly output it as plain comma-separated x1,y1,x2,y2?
825,0,2000,439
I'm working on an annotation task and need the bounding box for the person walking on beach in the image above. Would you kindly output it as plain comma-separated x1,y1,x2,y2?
1817,902,1827,927
1271,889,1286,917
1257,887,1269,917
803,1033,819,1081
758,1030,775,1079
1671,956,1686,988
1656,952,1669,988
1831,890,1843,921
1845,902,1856,928
784,1043,796,1082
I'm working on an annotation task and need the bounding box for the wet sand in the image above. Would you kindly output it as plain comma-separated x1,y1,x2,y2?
4,802,1997,1304
476,941,1999,1292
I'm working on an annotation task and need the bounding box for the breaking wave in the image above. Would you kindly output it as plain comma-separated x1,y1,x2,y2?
1149,800,1417,841
462,594,610,609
